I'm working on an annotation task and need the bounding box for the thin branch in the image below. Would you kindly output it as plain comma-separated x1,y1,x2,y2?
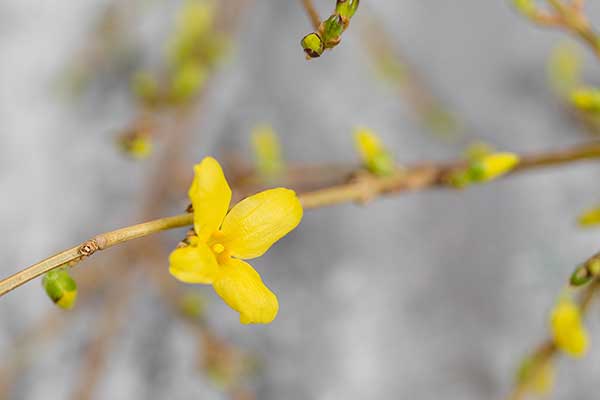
508,278,600,400
2,141,600,298
0,214,193,297
300,0,321,30
530,0,600,59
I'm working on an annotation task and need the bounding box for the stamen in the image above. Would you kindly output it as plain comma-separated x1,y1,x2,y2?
212,243,225,254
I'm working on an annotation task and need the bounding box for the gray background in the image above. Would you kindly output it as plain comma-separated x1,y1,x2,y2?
1,0,600,399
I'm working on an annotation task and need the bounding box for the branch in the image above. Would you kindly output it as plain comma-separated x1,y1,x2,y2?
300,0,321,30
0,214,193,297
2,141,600,298
526,0,600,59
508,277,600,400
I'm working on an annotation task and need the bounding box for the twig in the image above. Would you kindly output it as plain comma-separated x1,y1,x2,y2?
526,0,600,59
300,0,321,30
2,141,600,298
507,277,600,400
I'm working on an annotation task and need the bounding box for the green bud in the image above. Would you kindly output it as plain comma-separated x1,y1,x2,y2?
42,269,77,309
322,14,345,46
336,0,360,19
570,264,592,287
467,161,486,182
366,152,395,176
301,32,324,58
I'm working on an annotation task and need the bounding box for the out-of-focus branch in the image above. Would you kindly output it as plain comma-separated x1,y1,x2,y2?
508,278,600,400
300,0,322,30
520,0,600,59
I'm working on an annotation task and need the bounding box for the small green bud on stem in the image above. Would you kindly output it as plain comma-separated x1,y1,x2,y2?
42,269,78,309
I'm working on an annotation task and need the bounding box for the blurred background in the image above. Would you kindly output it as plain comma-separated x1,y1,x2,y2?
1,0,600,399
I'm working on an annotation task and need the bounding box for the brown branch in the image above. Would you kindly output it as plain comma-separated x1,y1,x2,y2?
527,0,600,59
300,0,322,30
2,141,600,298
508,275,600,400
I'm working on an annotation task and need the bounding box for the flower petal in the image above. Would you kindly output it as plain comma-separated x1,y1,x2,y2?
213,258,278,324
189,157,232,241
169,242,219,284
220,188,303,259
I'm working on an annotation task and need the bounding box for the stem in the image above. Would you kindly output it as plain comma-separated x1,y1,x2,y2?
544,0,600,59
507,275,600,399
0,213,193,297
300,0,321,30
1,141,600,298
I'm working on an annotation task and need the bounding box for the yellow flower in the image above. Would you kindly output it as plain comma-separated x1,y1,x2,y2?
550,298,589,358
169,157,303,324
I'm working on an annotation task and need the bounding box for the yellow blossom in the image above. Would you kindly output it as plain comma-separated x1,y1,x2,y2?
550,298,589,358
169,157,303,324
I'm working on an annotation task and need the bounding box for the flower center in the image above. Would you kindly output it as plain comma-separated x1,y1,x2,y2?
212,243,225,254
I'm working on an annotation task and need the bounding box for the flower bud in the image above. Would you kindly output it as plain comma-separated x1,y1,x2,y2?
354,128,395,176
336,0,360,20
42,269,77,310
252,124,284,180
321,14,345,46
301,33,324,59
468,152,520,182
571,87,600,112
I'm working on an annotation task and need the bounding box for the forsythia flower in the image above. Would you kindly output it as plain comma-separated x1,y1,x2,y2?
550,298,589,358
169,157,303,324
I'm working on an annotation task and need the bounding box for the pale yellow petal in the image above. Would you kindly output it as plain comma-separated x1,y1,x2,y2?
169,243,219,284
213,258,278,324
220,188,303,259
189,157,232,241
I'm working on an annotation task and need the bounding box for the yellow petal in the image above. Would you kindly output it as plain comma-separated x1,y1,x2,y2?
169,242,219,284
220,188,303,259
189,157,232,241
213,258,278,324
